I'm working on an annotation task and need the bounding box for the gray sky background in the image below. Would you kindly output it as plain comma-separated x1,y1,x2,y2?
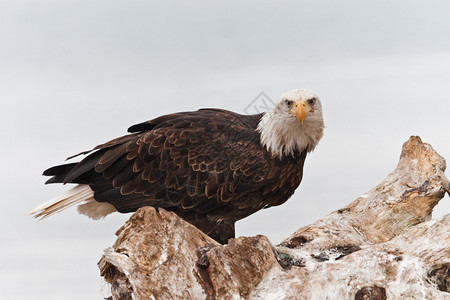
1,1,450,299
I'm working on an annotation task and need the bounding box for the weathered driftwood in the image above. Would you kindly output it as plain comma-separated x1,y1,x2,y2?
99,136,450,299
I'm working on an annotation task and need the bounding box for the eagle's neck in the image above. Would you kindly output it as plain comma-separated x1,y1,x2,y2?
256,109,324,158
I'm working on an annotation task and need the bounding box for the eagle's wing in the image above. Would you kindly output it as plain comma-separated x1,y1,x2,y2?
45,109,274,216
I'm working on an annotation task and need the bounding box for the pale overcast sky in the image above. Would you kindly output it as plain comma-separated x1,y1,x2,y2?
2,1,450,299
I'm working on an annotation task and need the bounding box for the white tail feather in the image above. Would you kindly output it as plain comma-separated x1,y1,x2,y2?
29,184,116,220
77,198,117,220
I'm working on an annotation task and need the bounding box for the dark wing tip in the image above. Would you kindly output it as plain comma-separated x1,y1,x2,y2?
43,163,78,185
44,176,62,184
128,112,187,133
128,122,156,133
42,168,53,176
43,163,78,176
127,124,142,133
66,149,93,160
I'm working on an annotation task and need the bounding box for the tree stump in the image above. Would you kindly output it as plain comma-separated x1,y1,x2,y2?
99,136,450,299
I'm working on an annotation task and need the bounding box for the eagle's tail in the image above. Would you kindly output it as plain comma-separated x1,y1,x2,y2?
29,184,116,220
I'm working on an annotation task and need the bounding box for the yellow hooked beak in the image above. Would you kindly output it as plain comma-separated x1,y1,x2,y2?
291,100,311,124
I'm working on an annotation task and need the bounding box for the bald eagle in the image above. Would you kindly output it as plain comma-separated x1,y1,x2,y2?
30,89,324,244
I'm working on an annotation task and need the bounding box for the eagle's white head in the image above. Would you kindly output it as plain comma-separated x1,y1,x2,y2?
257,89,324,157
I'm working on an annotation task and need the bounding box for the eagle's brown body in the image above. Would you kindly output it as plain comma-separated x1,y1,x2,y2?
43,109,307,243
32,89,324,244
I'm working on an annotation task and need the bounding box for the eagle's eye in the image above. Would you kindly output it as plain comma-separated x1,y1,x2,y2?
307,98,316,106
284,99,294,106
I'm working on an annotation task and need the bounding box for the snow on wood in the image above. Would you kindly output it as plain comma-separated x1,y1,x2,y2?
99,136,450,300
